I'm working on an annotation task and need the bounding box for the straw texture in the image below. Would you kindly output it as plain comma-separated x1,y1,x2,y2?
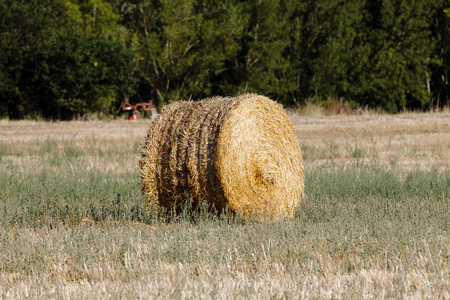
139,94,304,218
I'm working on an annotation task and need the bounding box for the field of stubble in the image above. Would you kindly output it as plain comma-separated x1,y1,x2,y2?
0,110,449,299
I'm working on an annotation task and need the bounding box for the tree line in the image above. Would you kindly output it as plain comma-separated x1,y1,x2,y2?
1,0,449,119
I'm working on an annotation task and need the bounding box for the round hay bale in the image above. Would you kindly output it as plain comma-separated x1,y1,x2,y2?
139,94,304,218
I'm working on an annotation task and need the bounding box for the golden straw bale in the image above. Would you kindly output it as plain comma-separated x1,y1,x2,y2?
139,94,304,218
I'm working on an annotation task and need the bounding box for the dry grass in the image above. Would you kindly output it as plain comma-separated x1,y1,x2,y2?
0,120,150,174
289,111,450,172
1,223,449,299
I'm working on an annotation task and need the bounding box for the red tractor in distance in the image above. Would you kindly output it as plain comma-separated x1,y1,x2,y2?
119,97,158,120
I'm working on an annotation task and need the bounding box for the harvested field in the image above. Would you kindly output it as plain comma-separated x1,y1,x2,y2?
288,111,450,172
1,110,448,173
0,109,449,299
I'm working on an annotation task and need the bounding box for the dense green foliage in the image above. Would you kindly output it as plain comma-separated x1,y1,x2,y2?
1,0,450,118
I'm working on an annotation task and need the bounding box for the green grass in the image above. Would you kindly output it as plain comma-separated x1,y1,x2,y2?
2,156,449,229
0,170,149,226
1,136,449,298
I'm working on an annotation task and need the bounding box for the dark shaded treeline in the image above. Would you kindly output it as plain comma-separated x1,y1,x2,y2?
0,0,449,119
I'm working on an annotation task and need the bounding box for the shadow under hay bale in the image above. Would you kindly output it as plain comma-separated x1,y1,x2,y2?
139,94,304,219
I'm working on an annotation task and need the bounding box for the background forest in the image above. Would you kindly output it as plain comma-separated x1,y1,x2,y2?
0,0,449,119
